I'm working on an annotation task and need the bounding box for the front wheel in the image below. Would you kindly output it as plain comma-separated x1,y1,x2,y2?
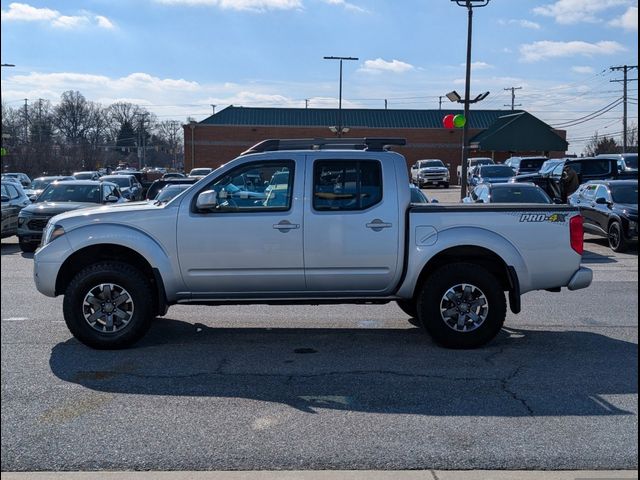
608,221,629,252
417,262,506,348
18,237,37,253
63,262,154,349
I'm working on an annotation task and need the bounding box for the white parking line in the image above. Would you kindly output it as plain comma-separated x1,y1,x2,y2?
2,317,29,322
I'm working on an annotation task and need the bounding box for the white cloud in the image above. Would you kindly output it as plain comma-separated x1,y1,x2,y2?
533,0,630,25
154,0,302,10
323,0,368,13
463,61,493,70
95,15,115,29
360,58,414,74
609,6,638,31
572,66,595,74
1,2,115,29
0,2,58,21
499,18,541,29
520,40,626,62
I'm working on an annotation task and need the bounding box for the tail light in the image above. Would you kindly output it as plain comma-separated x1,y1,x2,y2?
570,214,584,255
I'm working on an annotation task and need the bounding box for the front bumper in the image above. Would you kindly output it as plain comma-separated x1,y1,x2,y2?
567,266,593,291
33,235,74,297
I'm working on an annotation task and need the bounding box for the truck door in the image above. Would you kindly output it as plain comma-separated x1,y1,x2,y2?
176,159,305,295
303,157,400,293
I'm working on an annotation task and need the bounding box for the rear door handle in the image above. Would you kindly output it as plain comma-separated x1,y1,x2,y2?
366,219,392,231
273,220,299,232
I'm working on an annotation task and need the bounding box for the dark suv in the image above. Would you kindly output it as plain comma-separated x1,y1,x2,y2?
569,180,638,252
512,156,637,202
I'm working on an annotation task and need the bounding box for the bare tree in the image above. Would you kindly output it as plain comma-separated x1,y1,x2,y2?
155,120,183,168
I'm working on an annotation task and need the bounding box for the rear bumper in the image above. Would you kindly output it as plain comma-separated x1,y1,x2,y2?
567,266,593,291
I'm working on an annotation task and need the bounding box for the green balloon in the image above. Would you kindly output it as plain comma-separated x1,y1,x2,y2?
453,114,466,128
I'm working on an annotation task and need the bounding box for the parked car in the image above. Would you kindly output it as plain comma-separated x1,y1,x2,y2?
154,184,193,203
146,177,198,200
73,171,101,181
1,181,31,238
161,172,186,180
3,172,32,188
504,156,548,176
410,159,450,188
512,156,637,202
463,182,553,204
32,137,591,350
409,183,438,204
457,157,493,184
17,180,125,252
189,167,213,178
25,176,76,202
469,164,516,186
100,174,143,201
596,153,638,174
568,179,638,252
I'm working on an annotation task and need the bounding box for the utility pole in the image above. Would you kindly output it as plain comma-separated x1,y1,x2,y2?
305,99,309,109
610,65,638,153
323,56,358,136
439,96,444,110
385,99,388,110
504,86,522,110
23,99,29,143
210,104,216,115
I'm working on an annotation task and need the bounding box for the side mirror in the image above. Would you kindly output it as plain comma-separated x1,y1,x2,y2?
196,190,218,210
0,195,9,202
430,198,439,203
553,198,564,204
28,195,37,202
105,195,119,203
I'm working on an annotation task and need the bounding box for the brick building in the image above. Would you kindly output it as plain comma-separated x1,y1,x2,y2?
183,106,567,174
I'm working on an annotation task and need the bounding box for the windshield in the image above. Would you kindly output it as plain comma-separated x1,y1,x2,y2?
419,160,445,168
156,185,190,202
491,186,551,203
38,184,102,203
479,166,515,177
610,184,639,204
32,178,58,190
539,160,563,174
102,176,130,187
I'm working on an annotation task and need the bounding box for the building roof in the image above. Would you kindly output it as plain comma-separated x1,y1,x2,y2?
469,111,568,152
199,106,526,130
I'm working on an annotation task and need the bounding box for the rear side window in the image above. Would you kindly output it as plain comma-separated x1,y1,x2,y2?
520,159,546,170
313,160,382,211
582,160,611,176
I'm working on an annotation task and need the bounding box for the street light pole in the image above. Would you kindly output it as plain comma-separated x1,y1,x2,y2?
451,0,490,200
324,56,358,137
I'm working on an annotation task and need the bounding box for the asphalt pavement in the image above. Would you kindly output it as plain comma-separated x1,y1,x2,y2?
1,186,637,474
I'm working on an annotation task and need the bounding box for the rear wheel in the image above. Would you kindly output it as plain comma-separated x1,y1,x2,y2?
63,262,154,349
417,262,506,348
608,221,629,253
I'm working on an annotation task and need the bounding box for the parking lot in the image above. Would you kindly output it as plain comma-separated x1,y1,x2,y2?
1,186,637,472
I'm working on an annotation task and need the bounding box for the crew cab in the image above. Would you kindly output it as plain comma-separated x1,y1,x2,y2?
410,159,450,188
33,138,592,350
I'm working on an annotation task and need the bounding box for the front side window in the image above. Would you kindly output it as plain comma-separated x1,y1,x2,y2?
595,185,610,202
313,160,382,211
199,161,294,212
582,160,611,176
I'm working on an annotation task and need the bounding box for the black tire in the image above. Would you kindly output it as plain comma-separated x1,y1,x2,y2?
18,238,37,253
63,262,154,349
417,262,506,349
396,299,418,319
443,182,450,189
608,221,628,253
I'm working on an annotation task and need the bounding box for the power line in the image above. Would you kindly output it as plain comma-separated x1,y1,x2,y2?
551,98,622,128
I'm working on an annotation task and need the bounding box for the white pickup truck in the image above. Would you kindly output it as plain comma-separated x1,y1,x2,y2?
33,138,592,350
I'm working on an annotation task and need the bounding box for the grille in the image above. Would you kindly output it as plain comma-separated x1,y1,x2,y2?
27,218,50,231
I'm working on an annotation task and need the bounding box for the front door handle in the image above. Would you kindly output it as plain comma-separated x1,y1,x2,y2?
273,220,299,232
366,219,392,231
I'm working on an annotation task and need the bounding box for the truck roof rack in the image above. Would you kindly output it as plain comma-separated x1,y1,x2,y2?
240,138,406,155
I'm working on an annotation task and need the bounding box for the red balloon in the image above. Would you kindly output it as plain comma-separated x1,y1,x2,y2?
443,114,455,129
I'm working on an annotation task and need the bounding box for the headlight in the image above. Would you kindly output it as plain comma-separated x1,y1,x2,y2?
42,223,65,246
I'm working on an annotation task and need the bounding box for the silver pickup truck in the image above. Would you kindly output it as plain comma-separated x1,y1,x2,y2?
33,138,592,350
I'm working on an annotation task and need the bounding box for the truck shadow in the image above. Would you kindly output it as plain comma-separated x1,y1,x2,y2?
49,320,637,417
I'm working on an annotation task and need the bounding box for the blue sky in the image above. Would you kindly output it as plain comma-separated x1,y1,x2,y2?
1,0,638,153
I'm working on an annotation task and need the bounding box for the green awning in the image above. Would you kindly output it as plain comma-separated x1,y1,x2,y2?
469,111,568,152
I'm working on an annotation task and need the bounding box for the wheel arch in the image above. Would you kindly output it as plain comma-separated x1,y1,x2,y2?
55,244,168,316
411,245,520,314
